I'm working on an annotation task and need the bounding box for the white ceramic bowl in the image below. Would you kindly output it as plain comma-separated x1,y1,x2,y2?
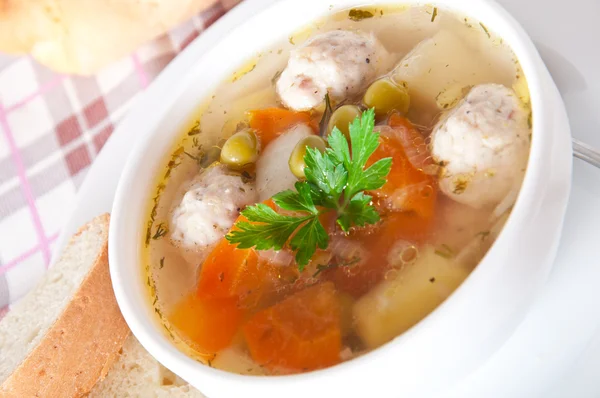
109,0,572,397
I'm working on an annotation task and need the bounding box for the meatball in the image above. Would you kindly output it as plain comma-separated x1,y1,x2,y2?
431,84,530,209
276,30,388,111
170,164,258,262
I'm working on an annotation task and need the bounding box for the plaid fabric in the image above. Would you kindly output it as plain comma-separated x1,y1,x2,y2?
0,0,237,319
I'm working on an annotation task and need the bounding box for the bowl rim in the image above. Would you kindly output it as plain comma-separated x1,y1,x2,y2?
109,0,572,395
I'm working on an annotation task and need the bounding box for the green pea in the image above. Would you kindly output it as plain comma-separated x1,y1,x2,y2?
220,130,260,170
289,135,327,179
363,78,410,117
327,105,362,140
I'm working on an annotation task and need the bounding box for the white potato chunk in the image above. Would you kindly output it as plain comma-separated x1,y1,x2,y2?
169,164,257,263
211,347,266,376
276,30,388,110
392,30,506,127
431,84,530,209
255,123,313,201
354,246,469,348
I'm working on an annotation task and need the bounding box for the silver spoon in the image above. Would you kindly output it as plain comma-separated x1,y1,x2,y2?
573,139,600,168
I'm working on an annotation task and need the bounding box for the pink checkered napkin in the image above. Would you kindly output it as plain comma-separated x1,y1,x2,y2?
0,1,237,319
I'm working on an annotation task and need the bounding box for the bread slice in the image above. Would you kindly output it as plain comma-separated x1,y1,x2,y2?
90,336,206,397
0,214,130,396
0,0,239,75
0,214,205,397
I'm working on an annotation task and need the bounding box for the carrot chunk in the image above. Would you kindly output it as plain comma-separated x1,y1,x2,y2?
169,293,242,354
196,238,259,299
387,113,434,171
243,282,342,372
249,108,316,147
368,115,437,220
196,199,286,307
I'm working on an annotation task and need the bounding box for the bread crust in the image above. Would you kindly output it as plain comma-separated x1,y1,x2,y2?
0,214,131,397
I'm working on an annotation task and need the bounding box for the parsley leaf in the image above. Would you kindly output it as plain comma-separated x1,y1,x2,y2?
344,110,390,198
304,147,347,206
226,107,392,270
337,192,380,231
290,217,329,271
272,182,319,214
226,204,311,251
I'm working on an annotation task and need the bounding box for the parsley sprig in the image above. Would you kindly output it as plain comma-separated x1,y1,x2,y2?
226,108,392,270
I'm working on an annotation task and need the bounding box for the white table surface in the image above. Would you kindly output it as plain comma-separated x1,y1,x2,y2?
53,0,600,396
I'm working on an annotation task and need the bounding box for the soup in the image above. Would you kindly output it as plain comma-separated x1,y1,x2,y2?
143,5,531,375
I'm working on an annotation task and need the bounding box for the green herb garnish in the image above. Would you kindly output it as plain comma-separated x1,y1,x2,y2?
476,231,490,241
435,244,455,259
313,256,361,277
480,22,491,38
152,223,168,240
164,147,184,179
187,120,201,136
226,109,392,270
431,7,438,22
348,9,374,21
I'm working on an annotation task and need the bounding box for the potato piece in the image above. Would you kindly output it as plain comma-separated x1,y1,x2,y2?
353,246,469,348
392,30,505,126
255,123,313,201
211,347,267,376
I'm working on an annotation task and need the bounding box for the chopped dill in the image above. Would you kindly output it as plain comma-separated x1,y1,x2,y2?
192,136,201,149
348,8,374,21
164,147,184,179
145,222,152,246
453,176,469,194
183,150,201,163
240,170,255,184
146,184,166,246
152,223,168,240
187,120,201,136
271,69,282,85
163,324,175,339
431,7,438,22
476,231,491,241
313,257,361,277
434,245,454,259
435,250,452,259
480,22,491,38
207,354,217,367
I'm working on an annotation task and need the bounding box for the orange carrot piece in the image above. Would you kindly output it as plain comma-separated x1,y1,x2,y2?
243,282,342,372
368,117,437,220
169,293,242,354
196,238,260,299
388,113,434,171
196,199,280,300
249,108,316,147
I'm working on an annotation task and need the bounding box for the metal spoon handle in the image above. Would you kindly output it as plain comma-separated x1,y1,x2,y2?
573,139,600,168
